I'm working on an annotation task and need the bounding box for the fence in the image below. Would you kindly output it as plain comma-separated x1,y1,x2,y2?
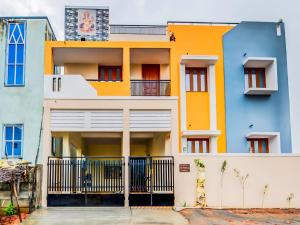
47,157,124,194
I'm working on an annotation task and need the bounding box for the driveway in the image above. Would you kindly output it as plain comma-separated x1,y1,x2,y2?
22,207,189,225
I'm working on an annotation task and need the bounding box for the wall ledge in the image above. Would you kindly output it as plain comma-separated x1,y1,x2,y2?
176,153,299,157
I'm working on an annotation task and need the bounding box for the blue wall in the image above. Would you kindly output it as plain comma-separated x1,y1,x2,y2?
223,22,292,153
0,18,55,162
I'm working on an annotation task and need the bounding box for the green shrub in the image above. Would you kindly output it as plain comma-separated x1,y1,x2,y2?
4,201,16,216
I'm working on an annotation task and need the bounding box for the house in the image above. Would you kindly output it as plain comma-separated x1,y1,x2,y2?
0,9,298,209
223,21,292,154
0,17,55,163
0,16,55,211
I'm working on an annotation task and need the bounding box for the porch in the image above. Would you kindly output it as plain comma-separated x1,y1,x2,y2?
42,97,178,207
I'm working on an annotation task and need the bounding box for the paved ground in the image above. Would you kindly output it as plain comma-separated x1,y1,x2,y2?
180,208,300,225
22,207,189,225
20,207,300,225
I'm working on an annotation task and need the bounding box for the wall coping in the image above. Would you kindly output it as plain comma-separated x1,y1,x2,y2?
176,153,300,157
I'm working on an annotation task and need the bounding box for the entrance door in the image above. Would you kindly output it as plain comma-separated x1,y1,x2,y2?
142,64,160,96
129,157,149,192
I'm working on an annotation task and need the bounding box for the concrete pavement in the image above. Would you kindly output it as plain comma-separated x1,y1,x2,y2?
22,207,189,225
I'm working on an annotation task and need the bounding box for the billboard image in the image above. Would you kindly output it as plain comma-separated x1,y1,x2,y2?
65,6,109,41
77,9,96,35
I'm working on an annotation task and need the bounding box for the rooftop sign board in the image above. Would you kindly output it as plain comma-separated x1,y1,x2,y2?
65,6,109,41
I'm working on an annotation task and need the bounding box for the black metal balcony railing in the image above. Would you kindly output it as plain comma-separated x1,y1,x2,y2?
131,80,171,96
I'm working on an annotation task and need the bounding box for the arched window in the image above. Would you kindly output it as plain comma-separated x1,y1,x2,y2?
6,22,26,86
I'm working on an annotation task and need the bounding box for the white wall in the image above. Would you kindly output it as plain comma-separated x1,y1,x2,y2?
175,155,300,208
44,75,97,99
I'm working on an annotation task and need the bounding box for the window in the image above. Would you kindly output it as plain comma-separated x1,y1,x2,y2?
247,138,269,153
243,57,278,95
3,125,23,158
52,76,61,92
185,68,207,92
244,68,266,88
187,138,209,153
6,22,26,86
98,66,122,81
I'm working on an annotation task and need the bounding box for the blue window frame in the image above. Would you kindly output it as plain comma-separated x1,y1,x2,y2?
3,125,23,158
6,22,26,86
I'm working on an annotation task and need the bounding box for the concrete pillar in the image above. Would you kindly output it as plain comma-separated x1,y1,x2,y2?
62,133,70,156
179,63,187,131
170,105,179,155
122,108,130,206
41,104,51,208
208,64,217,130
122,47,131,96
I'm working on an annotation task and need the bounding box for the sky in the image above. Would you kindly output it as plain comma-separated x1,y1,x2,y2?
0,0,300,151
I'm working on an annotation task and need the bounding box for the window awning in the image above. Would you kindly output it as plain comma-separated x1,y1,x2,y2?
243,57,276,68
181,55,218,67
246,132,279,139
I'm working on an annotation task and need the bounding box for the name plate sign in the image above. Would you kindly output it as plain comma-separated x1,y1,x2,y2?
179,164,190,172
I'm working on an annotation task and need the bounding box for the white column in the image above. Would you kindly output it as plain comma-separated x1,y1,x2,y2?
122,108,130,207
180,63,187,131
170,105,179,155
181,137,188,153
208,64,217,130
41,105,51,208
179,63,187,155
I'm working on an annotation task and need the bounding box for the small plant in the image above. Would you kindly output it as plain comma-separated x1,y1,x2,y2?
194,159,205,169
262,184,269,208
220,160,227,209
287,193,294,208
181,201,187,207
4,201,16,216
233,168,249,208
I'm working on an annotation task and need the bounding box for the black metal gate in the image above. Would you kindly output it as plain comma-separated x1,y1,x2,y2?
129,156,174,206
47,156,125,206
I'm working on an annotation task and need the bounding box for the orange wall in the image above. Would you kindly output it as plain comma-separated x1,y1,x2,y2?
44,41,171,96
168,24,234,152
44,25,232,152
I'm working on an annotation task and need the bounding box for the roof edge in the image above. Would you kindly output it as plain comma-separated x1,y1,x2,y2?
0,16,57,40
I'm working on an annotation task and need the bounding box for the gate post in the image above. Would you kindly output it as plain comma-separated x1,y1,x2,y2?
42,105,51,208
124,156,129,206
122,107,130,207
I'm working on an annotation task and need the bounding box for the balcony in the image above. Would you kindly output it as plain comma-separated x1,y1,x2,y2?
131,80,170,96
44,75,97,99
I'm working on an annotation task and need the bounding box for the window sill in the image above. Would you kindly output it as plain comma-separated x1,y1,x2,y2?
4,85,25,87
2,156,23,159
244,87,277,95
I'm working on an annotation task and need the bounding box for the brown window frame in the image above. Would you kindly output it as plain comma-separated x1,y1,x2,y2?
98,66,123,82
247,138,269,153
244,68,266,88
187,138,210,153
185,67,208,92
